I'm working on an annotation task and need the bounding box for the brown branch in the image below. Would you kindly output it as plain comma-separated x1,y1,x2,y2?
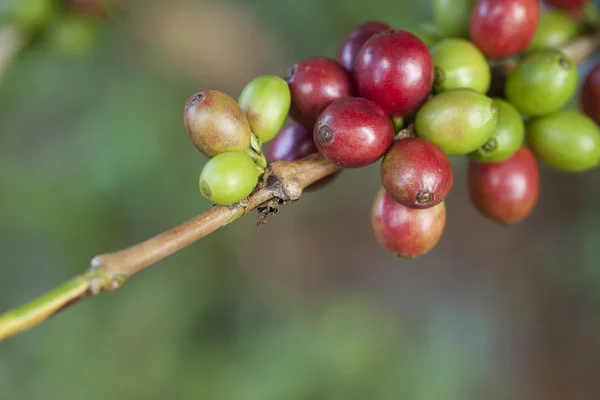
2,30,600,342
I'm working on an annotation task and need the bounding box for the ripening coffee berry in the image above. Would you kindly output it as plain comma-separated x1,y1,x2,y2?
505,49,577,116
314,97,394,168
336,21,391,72
433,0,475,37
469,98,524,163
285,57,355,129
381,138,453,209
199,152,261,205
526,111,600,173
266,122,339,190
470,0,540,59
430,38,491,94
580,63,600,124
528,10,581,52
355,29,434,117
415,89,498,155
238,75,291,143
468,147,539,224
545,0,588,9
184,90,252,158
371,188,446,258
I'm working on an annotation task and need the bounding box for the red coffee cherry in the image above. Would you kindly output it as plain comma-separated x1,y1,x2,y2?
545,0,588,9
468,146,540,224
354,29,434,117
336,21,392,72
381,138,454,209
581,63,600,124
470,0,540,59
314,97,394,168
371,188,446,258
285,57,355,129
266,122,338,191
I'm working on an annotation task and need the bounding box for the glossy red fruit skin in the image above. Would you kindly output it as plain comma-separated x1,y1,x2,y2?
285,57,355,129
470,0,540,59
468,146,540,224
266,122,338,191
545,0,587,9
581,63,600,124
336,21,392,72
381,138,453,209
371,188,446,258
314,97,394,168
354,29,434,117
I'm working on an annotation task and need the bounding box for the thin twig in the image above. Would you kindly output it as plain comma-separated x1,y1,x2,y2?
2,31,600,342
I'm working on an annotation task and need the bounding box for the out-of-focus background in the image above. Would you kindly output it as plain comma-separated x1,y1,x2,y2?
1,0,600,399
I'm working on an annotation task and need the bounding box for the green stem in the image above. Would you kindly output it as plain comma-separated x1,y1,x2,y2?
246,147,268,170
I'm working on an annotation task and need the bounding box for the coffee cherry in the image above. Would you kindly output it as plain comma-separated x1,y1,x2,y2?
314,97,394,168
407,23,444,47
355,29,434,117
580,63,600,124
470,0,540,59
184,90,252,158
526,111,600,173
528,10,581,52
371,188,446,258
415,89,498,155
468,146,539,224
266,122,339,190
381,138,453,209
430,38,491,94
545,0,588,9
336,21,391,72
238,75,291,143
48,16,97,58
199,152,261,205
505,49,577,116
469,98,524,163
285,57,355,129
433,0,475,37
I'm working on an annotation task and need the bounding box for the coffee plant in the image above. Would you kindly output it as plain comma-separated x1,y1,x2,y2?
2,0,600,340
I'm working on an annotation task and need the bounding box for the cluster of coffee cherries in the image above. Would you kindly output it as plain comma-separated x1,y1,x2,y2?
184,0,600,259
0,0,124,58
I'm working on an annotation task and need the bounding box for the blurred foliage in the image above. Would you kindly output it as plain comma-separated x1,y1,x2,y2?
1,1,600,399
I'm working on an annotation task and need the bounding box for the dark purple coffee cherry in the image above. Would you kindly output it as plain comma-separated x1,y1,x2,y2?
285,57,355,129
336,21,392,72
381,138,454,209
314,97,394,168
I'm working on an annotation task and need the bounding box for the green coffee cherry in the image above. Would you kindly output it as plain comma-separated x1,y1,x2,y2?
433,0,475,38
526,111,600,173
238,75,291,143
415,89,497,155
11,0,56,31
505,49,577,117
184,90,252,158
199,152,261,205
392,116,404,133
408,22,444,47
528,11,581,52
430,38,491,94
48,17,97,58
469,98,524,163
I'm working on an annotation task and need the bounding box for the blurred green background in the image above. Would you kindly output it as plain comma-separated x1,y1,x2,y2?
1,0,600,399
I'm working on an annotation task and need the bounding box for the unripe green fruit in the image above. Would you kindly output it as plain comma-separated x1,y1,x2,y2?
430,38,491,94
505,49,577,116
528,10,581,52
184,90,252,158
433,0,475,37
238,75,291,143
469,98,524,163
408,22,444,47
526,111,600,173
48,17,97,58
11,0,56,31
415,89,498,155
199,152,261,205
